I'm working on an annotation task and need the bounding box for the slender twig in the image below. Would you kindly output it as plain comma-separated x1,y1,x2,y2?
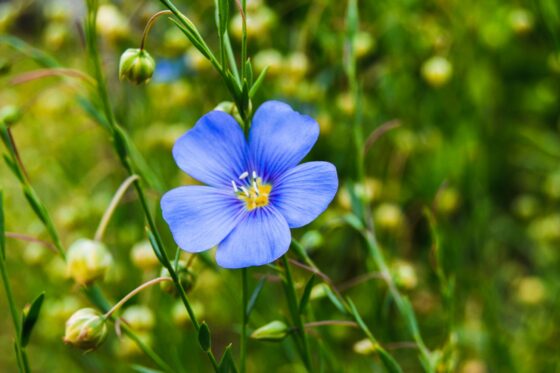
9,68,96,86
94,175,139,242
288,258,344,301
304,320,358,329
104,276,172,318
337,271,385,292
363,119,401,155
5,232,58,254
7,128,29,181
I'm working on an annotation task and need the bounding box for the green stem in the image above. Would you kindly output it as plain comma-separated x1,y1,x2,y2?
290,239,402,372
0,250,22,337
120,323,175,373
281,255,312,371
240,0,247,81
362,230,432,366
0,252,29,373
240,268,248,373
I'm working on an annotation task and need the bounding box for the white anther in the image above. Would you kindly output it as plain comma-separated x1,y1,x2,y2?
252,171,257,180
253,180,259,195
240,186,250,197
239,171,249,180
231,180,238,192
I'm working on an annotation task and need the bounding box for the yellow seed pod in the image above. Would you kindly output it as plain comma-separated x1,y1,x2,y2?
374,203,404,231
115,332,153,358
253,49,284,76
96,4,129,42
121,305,155,332
66,239,113,285
421,56,453,87
353,338,377,355
130,241,159,271
516,276,546,305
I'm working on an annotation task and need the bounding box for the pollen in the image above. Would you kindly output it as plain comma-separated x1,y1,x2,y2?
232,172,272,211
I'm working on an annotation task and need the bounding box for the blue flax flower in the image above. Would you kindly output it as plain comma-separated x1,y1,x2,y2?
161,101,338,268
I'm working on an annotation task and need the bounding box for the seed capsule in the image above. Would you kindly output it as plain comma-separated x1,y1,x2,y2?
63,308,108,350
119,48,156,85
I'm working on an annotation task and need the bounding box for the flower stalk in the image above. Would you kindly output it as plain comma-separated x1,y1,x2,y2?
280,255,312,371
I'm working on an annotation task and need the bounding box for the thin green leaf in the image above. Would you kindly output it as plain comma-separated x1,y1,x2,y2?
299,275,316,314
0,192,4,259
131,365,164,373
123,132,165,193
244,59,253,87
218,344,238,373
146,228,169,268
22,188,47,224
77,95,111,132
249,66,268,98
0,35,60,68
217,0,229,37
245,277,266,318
21,292,45,347
198,322,211,352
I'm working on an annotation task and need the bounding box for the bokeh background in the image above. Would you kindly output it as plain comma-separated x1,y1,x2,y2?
1,0,560,371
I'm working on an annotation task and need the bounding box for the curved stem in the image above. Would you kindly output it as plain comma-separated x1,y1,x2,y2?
104,276,172,319
94,175,139,242
140,10,173,50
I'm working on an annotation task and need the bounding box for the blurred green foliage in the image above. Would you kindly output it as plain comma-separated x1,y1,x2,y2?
1,0,560,372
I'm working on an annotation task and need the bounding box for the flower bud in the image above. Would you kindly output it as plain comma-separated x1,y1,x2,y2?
160,260,196,295
119,48,156,85
374,203,404,231
96,4,129,42
0,105,22,126
250,320,289,342
172,300,204,328
122,305,155,331
130,240,159,271
421,56,453,87
353,338,378,355
67,239,113,285
63,308,108,350
393,260,418,290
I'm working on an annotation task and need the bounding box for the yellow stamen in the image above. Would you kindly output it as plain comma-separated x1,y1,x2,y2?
238,178,272,211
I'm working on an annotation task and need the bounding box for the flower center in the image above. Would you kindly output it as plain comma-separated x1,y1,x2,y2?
231,171,272,211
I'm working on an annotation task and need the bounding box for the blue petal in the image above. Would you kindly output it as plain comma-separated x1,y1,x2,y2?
216,207,290,268
173,111,249,188
161,186,246,253
249,101,319,181
271,162,338,228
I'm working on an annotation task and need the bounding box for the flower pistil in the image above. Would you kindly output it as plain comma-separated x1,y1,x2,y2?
232,171,272,211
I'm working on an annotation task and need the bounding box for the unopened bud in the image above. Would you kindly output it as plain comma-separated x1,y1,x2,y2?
63,308,108,350
122,305,155,331
250,320,289,342
421,56,453,87
119,48,156,85
353,338,378,355
130,241,159,271
160,261,196,296
67,239,113,285
0,105,22,126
